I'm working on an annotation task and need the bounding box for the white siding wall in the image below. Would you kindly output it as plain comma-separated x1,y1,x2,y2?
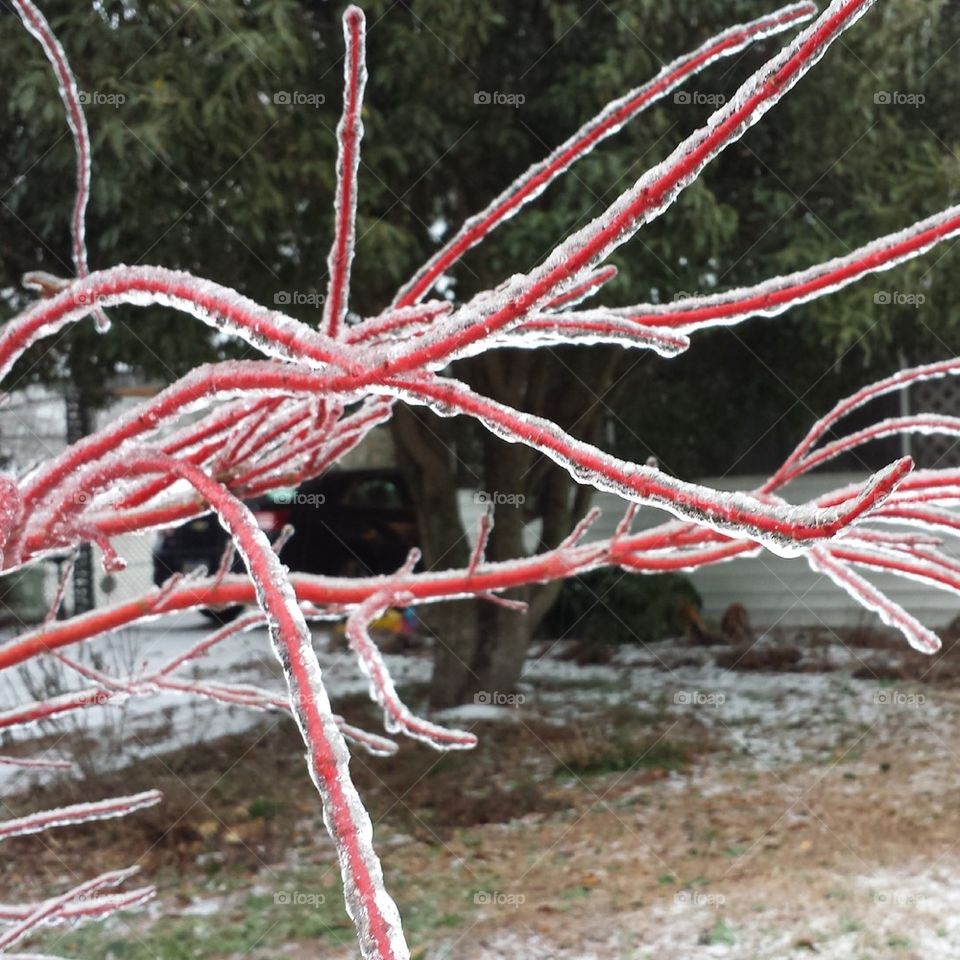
459,475,960,631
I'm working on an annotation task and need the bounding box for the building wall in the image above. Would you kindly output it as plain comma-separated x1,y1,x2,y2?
597,475,957,631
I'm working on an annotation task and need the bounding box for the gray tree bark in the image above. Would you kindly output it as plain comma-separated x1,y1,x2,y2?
391,347,630,707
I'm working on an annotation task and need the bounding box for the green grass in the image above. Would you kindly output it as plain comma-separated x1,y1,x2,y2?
40,866,468,960
703,917,737,946
554,733,695,778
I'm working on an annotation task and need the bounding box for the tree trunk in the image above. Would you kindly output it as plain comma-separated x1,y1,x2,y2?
390,399,537,708
391,348,628,708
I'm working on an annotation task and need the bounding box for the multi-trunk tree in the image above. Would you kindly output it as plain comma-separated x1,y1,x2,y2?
2,2,960,958
5,1,956,705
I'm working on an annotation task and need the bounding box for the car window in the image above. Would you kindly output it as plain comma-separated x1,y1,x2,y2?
343,477,405,509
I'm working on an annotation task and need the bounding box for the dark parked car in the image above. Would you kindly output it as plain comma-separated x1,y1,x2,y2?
153,469,420,615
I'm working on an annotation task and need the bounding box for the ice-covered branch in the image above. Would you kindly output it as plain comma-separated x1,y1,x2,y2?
808,546,942,653
10,0,109,332
0,868,142,952
5,2,960,958
0,756,71,771
769,359,960,492
0,265,359,385
381,0,877,371
345,591,477,750
613,205,960,333
0,791,161,842
386,372,912,557
0,888,155,928
393,1,817,305
323,6,367,339
33,451,409,960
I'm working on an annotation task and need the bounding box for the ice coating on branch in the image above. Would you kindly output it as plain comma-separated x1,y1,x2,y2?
808,546,941,653
348,302,454,345
770,359,960,491
237,396,393,493
0,474,23,568
0,265,359,384
472,311,690,358
871,504,960,539
383,0,876,373
614,205,960,332
388,374,910,558
156,612,264,677
393,1,817,305
830,541,960,600
0,755,72,770
0,689,115,732
155,673,398,756
21,271,71,297
0,791,161,842
0,866,143,952
10,0,110,333
785,415,960,480
7,2,960,956
0,888,155,927
15,360,365,535
542,265,618,311
2,954,75,960
323,6,367,340
73,453,410,960
345,593,477,751
841,528,943,549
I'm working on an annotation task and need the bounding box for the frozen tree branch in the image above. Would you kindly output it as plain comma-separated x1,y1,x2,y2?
3,1,960,958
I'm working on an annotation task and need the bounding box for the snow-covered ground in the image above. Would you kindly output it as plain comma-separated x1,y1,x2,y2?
1,618,944,794
4,618,960,959
0,611,432,793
